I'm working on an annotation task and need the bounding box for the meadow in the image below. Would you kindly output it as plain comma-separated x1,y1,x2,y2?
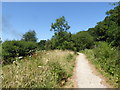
2,50,77,88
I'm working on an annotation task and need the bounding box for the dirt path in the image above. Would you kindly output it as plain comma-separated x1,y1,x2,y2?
75,53,107,88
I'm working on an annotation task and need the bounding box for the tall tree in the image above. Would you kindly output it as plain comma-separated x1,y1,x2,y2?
50,16,71,49
50,16,70,33
88,3,120,47
21,30,37,42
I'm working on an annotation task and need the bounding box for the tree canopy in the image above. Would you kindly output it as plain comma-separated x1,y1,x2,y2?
88,4,120,47
50,16,70,33
21,30,37,42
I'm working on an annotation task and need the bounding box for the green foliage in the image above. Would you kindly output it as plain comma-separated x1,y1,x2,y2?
72,31,94,51
48,16,74,50
45,40,53,50
61,41,75,51
21,30,37,42
49,61,68,84
2,40,37,64
82,42,119,87
37,40,46,50
46,31,74,50
66,54,74,62
107,25,120,47
50,16,70,33
85,5,120,87
88,4,120,48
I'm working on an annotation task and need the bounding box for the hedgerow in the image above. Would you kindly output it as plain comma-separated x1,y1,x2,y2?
2,40,37,64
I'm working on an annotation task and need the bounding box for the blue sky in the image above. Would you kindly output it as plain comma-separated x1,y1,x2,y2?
2,2,115,42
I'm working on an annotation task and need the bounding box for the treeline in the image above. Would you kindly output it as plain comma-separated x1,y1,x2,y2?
1,16,94,64
88,3,120,48
1,3,120,67
38,16,94,51
39,3,120,51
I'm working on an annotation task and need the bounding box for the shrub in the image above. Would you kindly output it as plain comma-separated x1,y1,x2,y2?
2,40,37,64
93,42,119,76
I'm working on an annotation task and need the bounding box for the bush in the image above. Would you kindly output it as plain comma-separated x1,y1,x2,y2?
2,40,37,64
94,42,119,76
61,41,75,51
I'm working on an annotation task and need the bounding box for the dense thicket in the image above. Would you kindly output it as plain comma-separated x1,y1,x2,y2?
2,40,37,64
21,30,37,42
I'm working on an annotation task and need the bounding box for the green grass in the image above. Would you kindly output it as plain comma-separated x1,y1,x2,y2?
2,50,77,88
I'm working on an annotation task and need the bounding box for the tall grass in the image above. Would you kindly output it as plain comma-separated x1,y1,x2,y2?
2,50,76,88
81,42,119,88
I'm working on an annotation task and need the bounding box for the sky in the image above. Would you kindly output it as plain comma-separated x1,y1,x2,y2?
2,2,116,42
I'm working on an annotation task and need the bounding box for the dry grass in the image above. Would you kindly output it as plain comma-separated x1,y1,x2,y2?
2,50,77,88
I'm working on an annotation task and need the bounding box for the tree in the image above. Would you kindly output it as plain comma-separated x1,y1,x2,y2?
45,40,53,50
38,40,46,50
72,31,94,51
50,16,71,49
21,30,37,42
50,16,70,33
88,4,120,47
106,4,120,47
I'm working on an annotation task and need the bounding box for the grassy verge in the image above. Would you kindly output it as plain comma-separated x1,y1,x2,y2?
81,42,119,88
2,50,77,88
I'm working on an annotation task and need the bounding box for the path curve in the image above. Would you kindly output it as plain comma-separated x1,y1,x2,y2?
75,53,107,88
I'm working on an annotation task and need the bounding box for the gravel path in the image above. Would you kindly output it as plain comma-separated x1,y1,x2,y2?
75,53,107,88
